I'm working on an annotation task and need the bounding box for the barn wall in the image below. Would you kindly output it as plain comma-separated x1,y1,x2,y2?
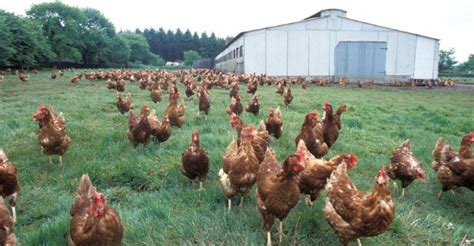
266,31,288,76
244,30,266,74
288,31,309,76
214,36,244,73
433,42,439,79
414,36,438,79
396,33,417,77
215,14,439,80
309,31,330,76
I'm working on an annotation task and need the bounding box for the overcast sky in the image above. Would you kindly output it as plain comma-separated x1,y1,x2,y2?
2,0,472,62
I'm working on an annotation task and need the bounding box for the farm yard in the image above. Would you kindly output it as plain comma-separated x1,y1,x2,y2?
0,70,473,245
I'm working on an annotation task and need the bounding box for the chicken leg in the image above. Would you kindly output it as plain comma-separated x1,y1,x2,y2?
227,199,232,211
48,156,52,165
239,196,245,207
437,190,443,200
11,207,16,223
59,156,63,165
278,221,283,243
266,231,272,246
392,181,398,194
304,195,313,207
7,192,17,223
401,188,406,199
357,239,362,246
198,181,204,191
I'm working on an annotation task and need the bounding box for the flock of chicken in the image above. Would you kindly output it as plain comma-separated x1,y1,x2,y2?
0,68,472,245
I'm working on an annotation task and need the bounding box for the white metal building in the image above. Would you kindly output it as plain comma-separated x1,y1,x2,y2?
214,9,440,81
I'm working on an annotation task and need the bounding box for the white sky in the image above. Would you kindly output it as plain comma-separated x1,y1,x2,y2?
2,0,472,62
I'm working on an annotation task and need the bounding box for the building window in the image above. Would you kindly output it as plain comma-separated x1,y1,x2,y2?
236,47,239,57
239,45,243,57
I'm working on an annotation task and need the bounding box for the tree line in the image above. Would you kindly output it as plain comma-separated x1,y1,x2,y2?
439,49,474,77
141,28,225,63
0,2,226,68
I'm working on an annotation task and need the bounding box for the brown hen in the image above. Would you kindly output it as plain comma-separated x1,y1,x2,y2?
127,105,152,146
181,130,209,190
296,140,358,207
256,148,305,246
0,197,15,245
432,132,474,198
0,149,20,223
219,125,259,211
264,107,283,139
245,95,260,116
69,175,124,245
387,139,425,198
116,92,133,114
32,104,71,165
324,165,395,246
295,112,328,158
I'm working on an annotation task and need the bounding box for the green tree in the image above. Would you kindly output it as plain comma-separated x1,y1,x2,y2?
80,8,116,66
458,54,474,72
119,32,163,65
104,35,130,67
183,50,201,66
439,49,458,72
0,12,15,66
0,10,53,67
27,2,85,63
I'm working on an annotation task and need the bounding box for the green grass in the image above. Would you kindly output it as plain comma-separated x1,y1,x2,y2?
0,70,473,245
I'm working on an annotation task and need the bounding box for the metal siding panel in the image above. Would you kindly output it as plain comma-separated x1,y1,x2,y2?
433,42,440,79
266,31,287,76
329,31,337,75
244,32,266,74
309,31,330,76
288,31,309,76
335,41,387,81
306,18,329,30
414,36,437,79
396,33,417,77
374,43,388,79
378,32,388,42
341,18,363,30
336,31,379,41
385,32,398,76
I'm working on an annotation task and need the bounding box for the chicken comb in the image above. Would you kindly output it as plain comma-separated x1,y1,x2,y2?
323,100,329,106
192,130,199,142
296,149,305,162
246,124,255,131
418,169,426,180
38,104,46,110
469,132,474,141
378,165,386,176
349,154,358,165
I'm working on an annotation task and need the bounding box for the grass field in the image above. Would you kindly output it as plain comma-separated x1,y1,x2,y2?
0,70,473,245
